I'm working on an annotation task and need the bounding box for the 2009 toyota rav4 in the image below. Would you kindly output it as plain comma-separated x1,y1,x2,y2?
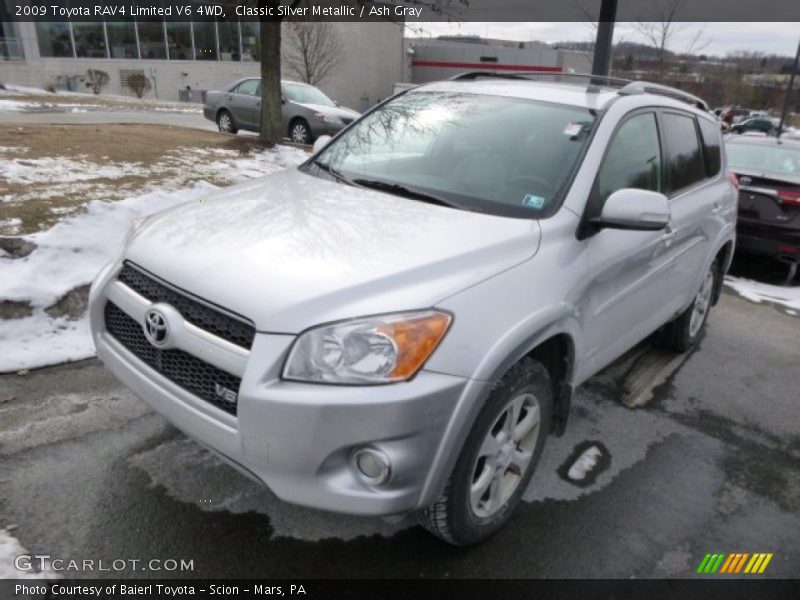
90,73,736,545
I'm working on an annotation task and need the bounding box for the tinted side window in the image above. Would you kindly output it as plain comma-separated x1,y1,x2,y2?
697,117,721,177
596,112,662,203
662,113,705,192
235,79,260,96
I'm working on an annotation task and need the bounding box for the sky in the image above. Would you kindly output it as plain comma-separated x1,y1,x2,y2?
408,22,800,58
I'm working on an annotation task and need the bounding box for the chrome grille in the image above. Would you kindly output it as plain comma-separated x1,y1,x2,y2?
117,263,255,350
104,302,240,416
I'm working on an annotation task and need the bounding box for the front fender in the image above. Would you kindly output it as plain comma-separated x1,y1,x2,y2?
418,306,582,508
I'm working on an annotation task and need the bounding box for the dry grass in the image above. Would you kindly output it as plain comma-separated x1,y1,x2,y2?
0,124,287,234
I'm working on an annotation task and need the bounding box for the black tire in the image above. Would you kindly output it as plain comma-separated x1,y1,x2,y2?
658,259,720,352
419,357,553,545
216,109,237,134
289,119,312,144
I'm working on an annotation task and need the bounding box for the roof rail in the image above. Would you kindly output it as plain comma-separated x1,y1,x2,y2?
448,71,710,110
618,81,709,112
449,71,634,88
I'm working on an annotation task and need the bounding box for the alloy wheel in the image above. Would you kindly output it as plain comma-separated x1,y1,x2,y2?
469,392,541,519
689,268,715,337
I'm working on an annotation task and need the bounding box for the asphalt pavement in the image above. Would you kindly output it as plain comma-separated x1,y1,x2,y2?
1,287,798,579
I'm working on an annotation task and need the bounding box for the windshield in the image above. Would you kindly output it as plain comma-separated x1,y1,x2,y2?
283,83,336,107
727,142,800,179
311,90,597,218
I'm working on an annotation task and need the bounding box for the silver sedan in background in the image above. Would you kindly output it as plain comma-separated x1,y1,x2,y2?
203,78,360,143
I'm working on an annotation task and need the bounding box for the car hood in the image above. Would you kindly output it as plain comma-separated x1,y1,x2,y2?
295,102,360,119
125,169,540,332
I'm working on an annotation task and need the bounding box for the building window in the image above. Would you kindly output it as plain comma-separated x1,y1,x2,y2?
166,22,192,60
137,21,167,59
106,22,137,58
73,22,107,58
241,23,259,61
218,21,240,61
35,22,72,57
192,22,217,60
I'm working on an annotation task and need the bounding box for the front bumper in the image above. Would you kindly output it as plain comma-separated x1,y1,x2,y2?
308,119,348,139
90,261,469,516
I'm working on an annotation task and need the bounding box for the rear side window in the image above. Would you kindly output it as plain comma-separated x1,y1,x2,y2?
662,112,705,192
596,112,662,203
697,117,722,177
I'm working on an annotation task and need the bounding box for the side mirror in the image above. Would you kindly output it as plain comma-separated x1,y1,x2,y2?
312,135,332,154
591,189,670,232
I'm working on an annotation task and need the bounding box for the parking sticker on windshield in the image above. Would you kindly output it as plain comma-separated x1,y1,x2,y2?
564,122,584,137
522,194,546,209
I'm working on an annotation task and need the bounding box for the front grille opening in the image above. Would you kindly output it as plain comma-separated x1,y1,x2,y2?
104,302,240,416
117,263,255,350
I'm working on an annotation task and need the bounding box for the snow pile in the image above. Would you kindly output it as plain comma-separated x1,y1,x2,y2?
724,276,800,315
0,185,212,372
0,528,58,579
0,145,306,372
0,156,147,185
0,99,40,112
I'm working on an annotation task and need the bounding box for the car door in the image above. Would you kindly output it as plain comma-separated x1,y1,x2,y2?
658,111,725,314
229,79,260,130
581,111,675,374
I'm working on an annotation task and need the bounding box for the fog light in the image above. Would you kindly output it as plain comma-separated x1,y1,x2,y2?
353,448,391,486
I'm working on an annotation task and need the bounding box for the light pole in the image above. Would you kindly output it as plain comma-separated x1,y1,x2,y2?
591,0,618,82
777,39,800,138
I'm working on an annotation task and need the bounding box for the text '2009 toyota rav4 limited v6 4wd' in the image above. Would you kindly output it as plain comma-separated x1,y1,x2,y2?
90,73,736,545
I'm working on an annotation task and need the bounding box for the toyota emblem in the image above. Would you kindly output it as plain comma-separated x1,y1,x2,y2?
143,308,169,347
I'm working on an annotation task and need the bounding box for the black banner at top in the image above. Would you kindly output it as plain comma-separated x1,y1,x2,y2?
3,0,800,22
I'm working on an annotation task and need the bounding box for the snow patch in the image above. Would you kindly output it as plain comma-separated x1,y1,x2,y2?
724,276,800,314
566,445,603,481
0,145,306,372
0,528,58,579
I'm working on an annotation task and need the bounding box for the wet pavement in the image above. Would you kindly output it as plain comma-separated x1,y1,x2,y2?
1,287,798,579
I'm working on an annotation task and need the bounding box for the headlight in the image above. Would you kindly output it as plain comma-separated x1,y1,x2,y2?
283,310,452,384
314,112,340,124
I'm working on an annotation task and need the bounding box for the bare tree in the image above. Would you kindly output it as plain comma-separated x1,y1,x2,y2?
284,21,345,86
126,72,151,99
85,69,109,95
633,0,706,81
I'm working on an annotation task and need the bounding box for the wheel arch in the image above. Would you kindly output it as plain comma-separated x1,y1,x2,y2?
418,325,577,508
712,239,735,305
216,106,236,126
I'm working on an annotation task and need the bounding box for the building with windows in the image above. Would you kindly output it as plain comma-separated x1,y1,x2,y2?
0,18,403,111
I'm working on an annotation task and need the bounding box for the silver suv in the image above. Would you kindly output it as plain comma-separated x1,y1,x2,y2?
90,74,736,545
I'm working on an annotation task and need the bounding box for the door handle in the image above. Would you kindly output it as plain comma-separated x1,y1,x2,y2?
712,202,722,214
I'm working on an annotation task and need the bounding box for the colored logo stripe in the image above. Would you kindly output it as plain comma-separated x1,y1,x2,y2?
697,552,773,574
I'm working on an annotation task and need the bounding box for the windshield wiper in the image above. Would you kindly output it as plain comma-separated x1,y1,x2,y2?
313,161,351,185
351,178,458,208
